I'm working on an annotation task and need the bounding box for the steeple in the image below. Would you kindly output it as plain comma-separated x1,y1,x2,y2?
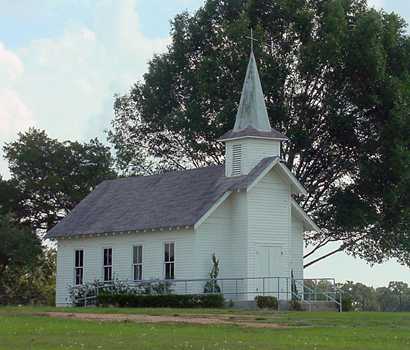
233,51,271,132
219,46,288,177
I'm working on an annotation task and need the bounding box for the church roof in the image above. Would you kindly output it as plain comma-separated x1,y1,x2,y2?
219,127,288,142
219,51,287,142
46,157,279,239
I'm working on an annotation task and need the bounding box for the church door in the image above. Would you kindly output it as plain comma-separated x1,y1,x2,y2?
255,245,286,298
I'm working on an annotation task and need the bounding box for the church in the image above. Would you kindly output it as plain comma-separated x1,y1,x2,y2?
47,50,319,307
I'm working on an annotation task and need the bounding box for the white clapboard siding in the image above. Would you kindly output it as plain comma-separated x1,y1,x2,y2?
56,229,194,306
247,168,291,283
194,193,248,299
194,197,233,278
55,165,307,305
290,218,304,281
225,139,280,176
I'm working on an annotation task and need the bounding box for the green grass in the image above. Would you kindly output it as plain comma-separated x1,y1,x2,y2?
1,307,410,349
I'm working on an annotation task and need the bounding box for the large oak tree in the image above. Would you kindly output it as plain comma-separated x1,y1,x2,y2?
109,0,410,267
3,128,116,233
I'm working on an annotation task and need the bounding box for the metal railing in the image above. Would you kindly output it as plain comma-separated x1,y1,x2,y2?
72,276,343,311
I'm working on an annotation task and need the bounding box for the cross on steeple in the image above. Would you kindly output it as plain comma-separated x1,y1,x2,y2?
245,28,258,52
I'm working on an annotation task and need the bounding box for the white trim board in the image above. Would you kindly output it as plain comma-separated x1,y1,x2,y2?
246,159,307,195
193,191,232,230
291,198,320,232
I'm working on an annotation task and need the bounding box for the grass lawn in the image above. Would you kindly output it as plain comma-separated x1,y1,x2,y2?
0,307,409,350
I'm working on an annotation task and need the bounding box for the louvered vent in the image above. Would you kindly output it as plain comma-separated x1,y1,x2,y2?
231,144,242,176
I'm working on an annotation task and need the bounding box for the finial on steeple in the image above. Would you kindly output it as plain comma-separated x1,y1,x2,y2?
245,28,258,53
218,28,288,144
233,46,271,132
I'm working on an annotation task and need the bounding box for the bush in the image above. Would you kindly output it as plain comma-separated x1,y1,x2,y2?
97,292,225,308
68,279,174,306
289,299,303,311
255,296,278,310
341,294,353,312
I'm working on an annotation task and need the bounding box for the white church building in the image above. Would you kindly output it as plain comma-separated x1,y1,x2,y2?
47,51,320,306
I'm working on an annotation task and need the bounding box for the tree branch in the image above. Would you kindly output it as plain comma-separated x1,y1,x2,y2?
303,244,345,269
303,237,331,259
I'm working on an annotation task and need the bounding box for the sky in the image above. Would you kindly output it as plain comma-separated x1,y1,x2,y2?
0,0,409,287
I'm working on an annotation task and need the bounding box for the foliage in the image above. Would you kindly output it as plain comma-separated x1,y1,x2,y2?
68,280,102,307
0,215,41,276
255,295,278,310
97,292,225,308
341,294,353,312
109,0,410,267
204,253,221,293
68,279,174,305
288,299,303,311
290,269,299,301
339,281,379,311
0,215,55,305
0,177,21,218
339,280,410,312
304,279,336,301
2,128,116,233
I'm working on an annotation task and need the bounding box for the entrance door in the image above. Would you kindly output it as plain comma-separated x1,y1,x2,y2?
255,245,286,298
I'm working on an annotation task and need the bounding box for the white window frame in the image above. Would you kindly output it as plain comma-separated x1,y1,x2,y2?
103,247,113,282
74,249,84,285
132,244,143,281
163,241,175,280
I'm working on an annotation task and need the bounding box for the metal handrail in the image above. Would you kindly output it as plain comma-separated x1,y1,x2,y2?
72,276,343,311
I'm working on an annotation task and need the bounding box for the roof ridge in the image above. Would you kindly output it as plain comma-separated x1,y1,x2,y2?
103,164,224,183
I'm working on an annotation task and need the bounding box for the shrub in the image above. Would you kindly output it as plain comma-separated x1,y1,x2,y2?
203,254,221,293
97,293,224,308
341,294,353,312
68,279,176,305
255,296,278,310
289,299,303,311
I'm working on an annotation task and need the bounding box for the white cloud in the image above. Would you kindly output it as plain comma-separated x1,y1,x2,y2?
0,88,34,136
0,42,35,142
367,0,386,9
0,42,24,81
0,0,170,178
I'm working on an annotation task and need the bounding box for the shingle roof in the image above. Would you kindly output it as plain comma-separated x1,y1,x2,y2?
46,157,279,239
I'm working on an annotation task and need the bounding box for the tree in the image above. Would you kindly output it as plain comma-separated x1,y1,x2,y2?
109,0,410,267
0,214,42,304
3,128,116,233
388,281,409,311
339,281,378,311
0,214,56,305
0,215,41,276
375,286,398,311
0,177,22,218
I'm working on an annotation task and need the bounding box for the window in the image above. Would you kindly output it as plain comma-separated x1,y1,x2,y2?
164,242,175,280
74,250,84,285
103,248,112,281
133,245,143,281
232,144,242,176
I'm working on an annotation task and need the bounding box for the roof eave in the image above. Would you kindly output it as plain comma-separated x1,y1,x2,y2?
218,135,288,142
246,159,307,195
193,191,233,231
291,198,320,232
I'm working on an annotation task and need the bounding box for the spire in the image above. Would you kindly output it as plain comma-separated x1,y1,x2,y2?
233,51,271,132
218,32,288,143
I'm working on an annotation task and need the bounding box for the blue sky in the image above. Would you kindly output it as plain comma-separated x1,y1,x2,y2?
0,0,409,286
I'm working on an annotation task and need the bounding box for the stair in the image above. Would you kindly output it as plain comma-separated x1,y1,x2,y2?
302,301,338,312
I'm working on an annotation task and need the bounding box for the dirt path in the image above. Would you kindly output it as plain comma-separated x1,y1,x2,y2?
37,312,288,329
